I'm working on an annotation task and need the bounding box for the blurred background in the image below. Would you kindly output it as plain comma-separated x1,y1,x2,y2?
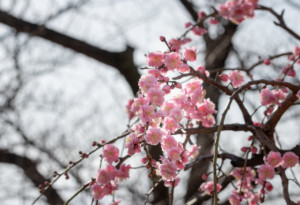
0,0,299,204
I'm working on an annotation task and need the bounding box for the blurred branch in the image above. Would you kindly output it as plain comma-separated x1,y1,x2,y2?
0,10,140,93
4,119,85,186
41,0,89,24
0,149,64,205
179,0,198,21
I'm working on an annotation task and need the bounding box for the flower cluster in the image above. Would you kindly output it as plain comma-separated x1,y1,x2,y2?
125,45,215,186
87,1,300,204
228,151,300,205
260,88,286,106
219,0,259,24
229,167,262,205
91,145,131,200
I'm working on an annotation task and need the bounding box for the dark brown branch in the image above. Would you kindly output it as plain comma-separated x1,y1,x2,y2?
278,167,297,205
0,10,140,93
258,5,300,41
179,0,198,21
264,92,300,136
184,152,264,171
0,149,64,205
174,123,255,135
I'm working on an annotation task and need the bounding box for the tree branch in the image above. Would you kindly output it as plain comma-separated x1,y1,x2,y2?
179,0,198,21
0,10,140,93
258,5,300,41
0,149,64,205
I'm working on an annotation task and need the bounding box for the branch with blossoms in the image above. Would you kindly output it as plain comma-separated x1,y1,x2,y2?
32,1,300,205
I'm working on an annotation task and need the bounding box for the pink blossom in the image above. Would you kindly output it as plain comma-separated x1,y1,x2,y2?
196,66,210,77
91,184,105,200
185,79,203,94
185,22,192,28
267,151,282,167
199,181,222,195
155,109,166,118
126,99,135,119
97,169,112,184
162,84,171,93
168,38,191,52
187,145,200,159
209,18,219,25
219,4,230,17
192,27,207,36
146,88,165,106
229,192,241,205
164,52,182,70
103,144,119,164
229,70,244,88
159,36,166,42
178,63,190,72
138,74,158,93
147,51,164,67
102,182,118,196
264,59,271,65
145,127,163,145
184,47,197,61
169,107,182,123
163,117,180,133
219,0,256,24
282,152,299,168
117,164,131,181
140,105,156,124
265,182,273,192
131,94,147,113
197,99,216,116
148,69,161,77
260,88,277,106
297,90,300,99
293,46,300,57
161,135,178,151
164,177,180,187
198,11,206,19
219,73,229,82
201,114,216,127
159,157,177,181
167,147,182,161
282,65,296,77
190,89,204,105
109,200,121,205
125,133,141,155
260,88,286,106
258,164,275,181
162,102,176,114
168,39,181,51
202,173,208,181
273,89,286,102
106,164,117,179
